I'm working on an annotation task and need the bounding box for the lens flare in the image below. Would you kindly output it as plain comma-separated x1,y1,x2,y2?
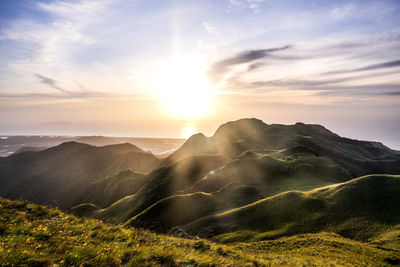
182,125,197,139
151,55,215,119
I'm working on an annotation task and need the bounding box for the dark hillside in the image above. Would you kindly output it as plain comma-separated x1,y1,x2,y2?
74,169,147,208
0,142,160,209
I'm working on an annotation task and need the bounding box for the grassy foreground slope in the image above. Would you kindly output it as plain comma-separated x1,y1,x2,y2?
1,198,400,266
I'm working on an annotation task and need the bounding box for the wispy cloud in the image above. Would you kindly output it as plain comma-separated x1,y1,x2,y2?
211,32,400,103
0,0,115,88
2,73,132,100
383,91,400,96
37,0,114,18
226,72,400,92
229,0,264,13
0,91,153,101
316,88,400,97
208,45,291,82
202,22,218,34
43,121,72,125
35,74,70,94
0,91,108,99
247,62,265,72
324,60,400,75
330,3,355,20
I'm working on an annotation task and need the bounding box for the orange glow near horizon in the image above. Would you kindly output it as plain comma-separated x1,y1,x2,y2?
182,124,197,139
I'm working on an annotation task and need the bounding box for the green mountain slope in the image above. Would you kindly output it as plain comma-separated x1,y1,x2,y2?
70,154,228,223
183,175,400,243
125,183,261,232
0,142,160,209
125,147,349,233
1,197,399,266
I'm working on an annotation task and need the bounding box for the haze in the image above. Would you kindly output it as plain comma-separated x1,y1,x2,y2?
0,0,399,148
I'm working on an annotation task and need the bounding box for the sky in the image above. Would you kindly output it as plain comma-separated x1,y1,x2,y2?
0,0,399,148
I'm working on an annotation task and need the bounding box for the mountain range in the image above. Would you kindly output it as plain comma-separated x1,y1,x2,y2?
0,135,184,157
1,118,399,263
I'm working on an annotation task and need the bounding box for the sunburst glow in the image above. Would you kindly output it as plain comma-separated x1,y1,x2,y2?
182,125,197,139
151,55,214,118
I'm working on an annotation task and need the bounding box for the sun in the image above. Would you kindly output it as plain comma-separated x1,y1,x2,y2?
151,55,214,118
182,125,197,139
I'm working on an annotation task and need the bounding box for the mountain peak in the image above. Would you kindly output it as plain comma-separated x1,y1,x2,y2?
186,132,207,142
293,122,338,137
46,141,91,153
101,142,144,153
213,118,268,140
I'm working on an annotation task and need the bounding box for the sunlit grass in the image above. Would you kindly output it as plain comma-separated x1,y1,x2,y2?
1,198,399,266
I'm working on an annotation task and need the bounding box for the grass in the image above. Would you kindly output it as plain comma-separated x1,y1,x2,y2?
1,197,400,266
125,184,260,232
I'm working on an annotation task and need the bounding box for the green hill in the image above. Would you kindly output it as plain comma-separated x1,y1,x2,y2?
183,175,400,243
125,146,348,232
1,197,399,266
125,184,261,232
69,154,228,223
0,142,160,209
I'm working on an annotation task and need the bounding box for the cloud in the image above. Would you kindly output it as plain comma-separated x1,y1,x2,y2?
247,62,265,72
330,4,355,20
0,92,106,99
0,90,153,101
0,0,115,82
35,74,70,94
223,70,400,98
37,0,113,18
315,89,400,97
43,121,72,125
4,73,124,100
356,60,400,72
202,22,218,34
325,60,400,75
382,91,400,96
213,34,400,103
229,0,264,13
33,74,137,100
208,45,291,82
